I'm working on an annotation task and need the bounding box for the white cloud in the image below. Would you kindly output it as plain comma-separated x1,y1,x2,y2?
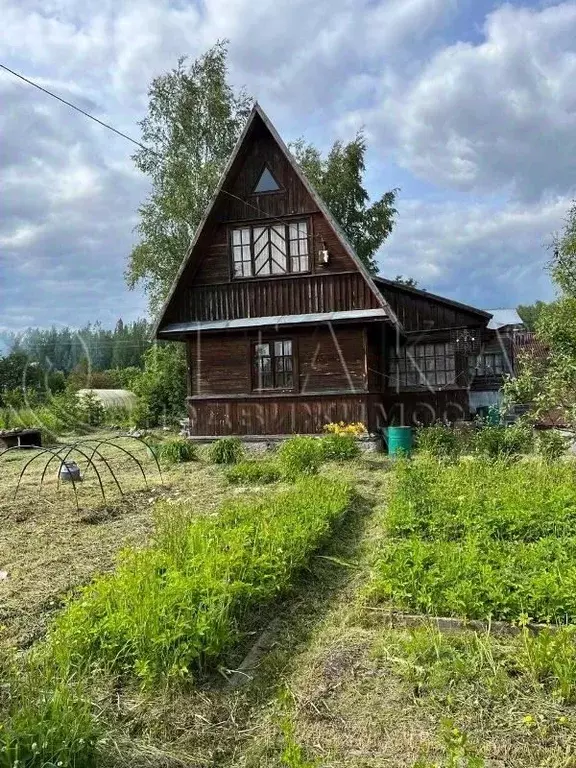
379,194,566,306
0,0,572,332
378,1,576,200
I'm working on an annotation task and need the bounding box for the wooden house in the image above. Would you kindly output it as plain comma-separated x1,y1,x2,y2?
154,104,513,436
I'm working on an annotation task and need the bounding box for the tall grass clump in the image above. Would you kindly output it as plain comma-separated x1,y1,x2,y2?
48,476,350,685
208,436,244,464
153,436,198,464
471,422,534,458
278,436,324,480
320,433,361,461
0,659,100,768
415,423,461,459
536,429,570,462
368,456,576,622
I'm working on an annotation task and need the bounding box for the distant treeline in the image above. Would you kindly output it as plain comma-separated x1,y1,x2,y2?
4,319,152,373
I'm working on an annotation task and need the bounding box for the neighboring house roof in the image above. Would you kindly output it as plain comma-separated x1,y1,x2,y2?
77,389,137,409
153,103,401,337
484,308,524,330
374,277,492,321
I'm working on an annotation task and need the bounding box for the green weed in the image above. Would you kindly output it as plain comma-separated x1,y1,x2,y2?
369,457,576,622
48,476,351,685
320,433,361,461
536,430,570,462
208,436,244,465
225,459,282,484
518,627,576,703
471,422,534,458
415,423,461,460
278,436,324,480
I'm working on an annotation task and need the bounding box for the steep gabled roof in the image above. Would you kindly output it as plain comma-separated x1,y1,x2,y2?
153,103,400,336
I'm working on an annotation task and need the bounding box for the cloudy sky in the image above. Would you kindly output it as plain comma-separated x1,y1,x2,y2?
1,0,575,333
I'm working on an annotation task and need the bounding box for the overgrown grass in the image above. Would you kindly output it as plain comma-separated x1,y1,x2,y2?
278,436,324,480
225,459,282,484
208,436,244,464
320,433,361,461
368,457,576,621
152,436,198,464
1,476,351,766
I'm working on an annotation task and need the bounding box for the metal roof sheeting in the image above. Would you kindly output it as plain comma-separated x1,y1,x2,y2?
158,308,387,336
485,309,524,330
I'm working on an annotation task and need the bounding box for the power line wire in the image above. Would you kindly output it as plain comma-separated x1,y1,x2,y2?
0,62,307,228
0,63,149,152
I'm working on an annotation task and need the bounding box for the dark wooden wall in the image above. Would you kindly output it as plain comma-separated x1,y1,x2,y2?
382,390,471,427
187,325,368,397
376,279,487,331
187,394,370,436
182,272,379,323
161,111,373,327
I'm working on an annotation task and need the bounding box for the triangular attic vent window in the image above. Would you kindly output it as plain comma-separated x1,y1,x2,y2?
253,166,280,193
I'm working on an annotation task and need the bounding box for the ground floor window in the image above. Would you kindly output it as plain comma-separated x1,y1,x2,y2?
468,351,504,377
389,342,456,388
253,339,294,390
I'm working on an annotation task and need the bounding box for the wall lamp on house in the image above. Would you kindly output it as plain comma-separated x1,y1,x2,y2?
318,239,330,266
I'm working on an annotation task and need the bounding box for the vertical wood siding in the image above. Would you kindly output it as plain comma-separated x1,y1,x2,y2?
187,326,368,397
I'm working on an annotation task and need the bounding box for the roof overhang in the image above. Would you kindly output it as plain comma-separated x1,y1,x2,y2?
157,308,388,339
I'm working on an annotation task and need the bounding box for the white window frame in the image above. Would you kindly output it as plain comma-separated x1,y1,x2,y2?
231,220,310,278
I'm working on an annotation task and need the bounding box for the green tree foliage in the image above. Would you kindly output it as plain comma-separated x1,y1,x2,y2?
126,42,252,311
127,42,399,310
505,203,576,427
516,300,549,331
550,200,576,297
131,344,187,427
394,275,422,289
292,135,398,274
8,319,151,374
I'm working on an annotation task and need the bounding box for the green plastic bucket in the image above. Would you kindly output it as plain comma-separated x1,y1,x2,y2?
385,426,414,457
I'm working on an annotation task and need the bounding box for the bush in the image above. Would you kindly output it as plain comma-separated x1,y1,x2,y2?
536,429,570,461
102,404,133,429
225,459,281,484
209,436,244,465
472,422,534,458
131,345,187,428
278,436,324,480
415,423,460,459
154,437,198,464
77,390,105,427
320,433,361,461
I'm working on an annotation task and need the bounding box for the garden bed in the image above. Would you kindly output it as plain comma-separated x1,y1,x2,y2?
367,456,576,623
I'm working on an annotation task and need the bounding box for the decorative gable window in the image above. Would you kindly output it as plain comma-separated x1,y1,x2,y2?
253,166,281,193
231,221,310,278
389,342,456,389
253,339,294,390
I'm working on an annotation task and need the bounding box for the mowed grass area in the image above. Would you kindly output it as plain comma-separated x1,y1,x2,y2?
0,432,231,651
